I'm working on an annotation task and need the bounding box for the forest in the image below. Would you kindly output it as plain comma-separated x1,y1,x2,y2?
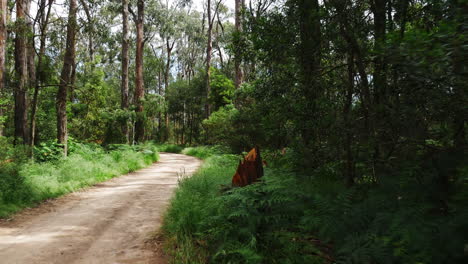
0,0,467,263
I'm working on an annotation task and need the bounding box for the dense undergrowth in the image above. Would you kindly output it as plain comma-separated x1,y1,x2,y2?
162,146,468,264
0,138,158,218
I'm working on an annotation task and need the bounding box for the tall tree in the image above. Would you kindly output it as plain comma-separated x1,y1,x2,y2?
14,0,31,144
121,0,130,143
297,0,322,145
30,0,54,148
134,0,145,143
0,0,6,136
56,0,77,155
79,0,94,61
205,0,222,117
234,0,243,89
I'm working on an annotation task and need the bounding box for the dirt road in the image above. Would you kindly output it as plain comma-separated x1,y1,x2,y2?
0,153,202,264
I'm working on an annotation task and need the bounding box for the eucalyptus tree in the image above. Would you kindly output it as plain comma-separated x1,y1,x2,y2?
175,10,205,83
0,0,6,136
204,0,223,118
30,0,54,148
14,0,32,144
234,0,243,88
57,0,78,155
133,0,145,143
121,0,130,143
213,2,230,70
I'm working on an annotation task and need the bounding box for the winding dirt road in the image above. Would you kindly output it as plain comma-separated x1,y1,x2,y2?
0,153,202,264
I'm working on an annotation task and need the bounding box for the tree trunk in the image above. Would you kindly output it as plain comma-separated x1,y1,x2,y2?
164,38,174,92
134,0,145,143
14,0,30,144
30,0,54,148
344,53,355,187
371,0,388,170
205,0,213,118
56,0,77,155
0,0,6,137
371,0,387,106
234,0,243,89
297,0,321,145
164,38,174,139
121,0,130,143
79,0,93,61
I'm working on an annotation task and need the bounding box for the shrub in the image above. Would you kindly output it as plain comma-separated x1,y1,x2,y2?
155,144,185,153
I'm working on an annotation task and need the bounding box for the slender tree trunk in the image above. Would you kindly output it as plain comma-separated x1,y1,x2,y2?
205,0,213,118
164,38,174,92
27,1,35,95
371,0,388,171
121,0,130,143
234,0,243,89
30,0,54,148
56,0,77,155
451,15,466,149
371,0,387,106
14,0,30,144
164,38,174,138
0,0,6,137
79,0,93,61
134,0,145,143
297,0,321,145
344,53,355,187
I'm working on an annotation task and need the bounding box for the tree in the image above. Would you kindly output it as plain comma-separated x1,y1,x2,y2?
121,0,130,143
57,0,77,155
14,0,31,144
134,0,145,143
30,0,54,148
0,0,6,136
234,0,243,89
204,0,222,118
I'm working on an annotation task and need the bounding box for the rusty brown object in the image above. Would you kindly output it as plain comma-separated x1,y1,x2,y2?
232,146,264,187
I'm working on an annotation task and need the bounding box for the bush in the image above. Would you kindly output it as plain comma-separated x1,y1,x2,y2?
155,144,185,153
202,105,239,147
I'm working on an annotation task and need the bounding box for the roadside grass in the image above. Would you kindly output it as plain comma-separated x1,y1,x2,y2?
0,143,159,218
161,147,315,264
161,151,239,263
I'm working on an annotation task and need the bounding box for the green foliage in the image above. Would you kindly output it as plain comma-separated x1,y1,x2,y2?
182,145,228,160
155,144,185,153
202,105,239,146
0,141,159,218
209,68,235,111
163,147,468,263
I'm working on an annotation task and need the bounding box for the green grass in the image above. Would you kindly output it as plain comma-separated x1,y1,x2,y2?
0,143,159,218
162,153,240,263
161,149,317,264
181,145,228,160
